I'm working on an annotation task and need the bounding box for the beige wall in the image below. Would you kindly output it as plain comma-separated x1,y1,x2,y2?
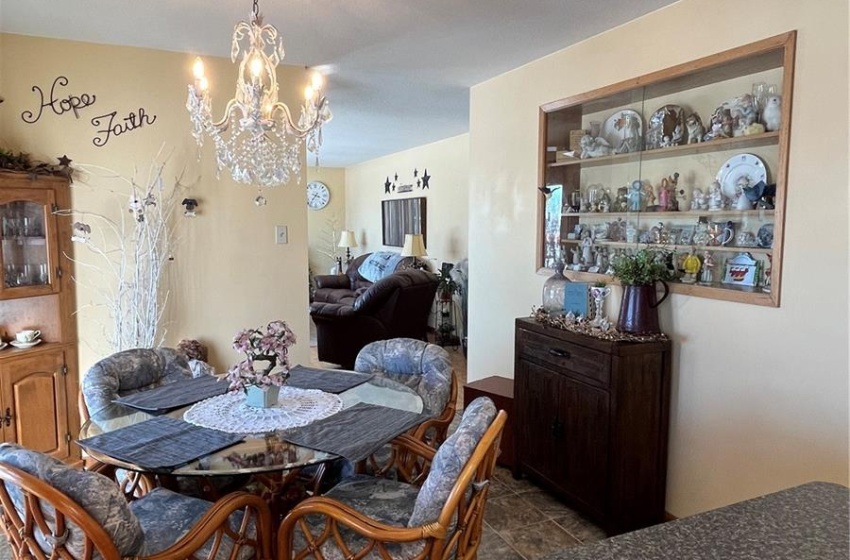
0,34,314,373
344,134,469,271
306,167,346,276
468,0,848,516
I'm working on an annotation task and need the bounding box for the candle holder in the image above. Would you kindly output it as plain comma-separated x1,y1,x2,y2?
589,285,611,329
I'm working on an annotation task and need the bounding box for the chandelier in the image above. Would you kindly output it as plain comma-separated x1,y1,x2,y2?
186,0,332,189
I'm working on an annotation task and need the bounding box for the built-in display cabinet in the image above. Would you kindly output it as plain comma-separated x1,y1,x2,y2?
0,171,79,461
538,32,796,306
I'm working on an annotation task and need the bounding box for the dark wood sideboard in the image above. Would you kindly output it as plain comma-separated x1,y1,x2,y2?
514,317,671,535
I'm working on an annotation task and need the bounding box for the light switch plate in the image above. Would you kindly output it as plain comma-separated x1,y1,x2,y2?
275,225,288,244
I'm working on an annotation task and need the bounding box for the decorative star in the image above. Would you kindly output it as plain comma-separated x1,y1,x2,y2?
421,169,431,189
57,155,72,167
394,173,398,182
384,177,392,194
413,168,418,177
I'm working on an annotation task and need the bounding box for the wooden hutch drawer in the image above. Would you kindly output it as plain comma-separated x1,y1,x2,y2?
517,327,610,387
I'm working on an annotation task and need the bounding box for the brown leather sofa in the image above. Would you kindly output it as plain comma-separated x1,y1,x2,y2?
310,269,439,369
313,253,415,305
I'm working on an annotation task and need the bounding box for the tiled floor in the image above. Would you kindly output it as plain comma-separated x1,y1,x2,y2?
309,329,607,560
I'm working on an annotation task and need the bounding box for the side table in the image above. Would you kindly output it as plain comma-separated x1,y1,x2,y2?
463,376,515,470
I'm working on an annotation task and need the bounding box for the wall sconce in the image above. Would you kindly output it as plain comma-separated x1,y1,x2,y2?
181,198,199,217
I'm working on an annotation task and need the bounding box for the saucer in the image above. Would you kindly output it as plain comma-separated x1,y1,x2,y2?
0,342,6,350
10,339,42,349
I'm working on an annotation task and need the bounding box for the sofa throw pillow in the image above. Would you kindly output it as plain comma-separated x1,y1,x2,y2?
358,251,405,283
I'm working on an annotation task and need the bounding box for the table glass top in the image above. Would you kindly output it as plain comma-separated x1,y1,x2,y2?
79,376,423,476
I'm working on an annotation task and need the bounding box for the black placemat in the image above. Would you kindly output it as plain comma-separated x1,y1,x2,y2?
113,375,230,412
286,365,373,394
280,403,427,462
77,416,243,470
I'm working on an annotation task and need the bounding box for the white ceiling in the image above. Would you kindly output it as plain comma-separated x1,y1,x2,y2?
1,0,677,167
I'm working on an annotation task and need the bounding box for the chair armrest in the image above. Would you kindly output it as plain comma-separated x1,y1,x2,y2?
142,492,273,560
309,302,357,318
278,496,446,559
314,274,351,290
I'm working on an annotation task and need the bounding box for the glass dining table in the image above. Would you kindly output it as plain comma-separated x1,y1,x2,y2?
78,374,425,479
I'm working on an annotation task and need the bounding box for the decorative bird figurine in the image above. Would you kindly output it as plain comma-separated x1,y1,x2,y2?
761,95,782,132
538,185,561,197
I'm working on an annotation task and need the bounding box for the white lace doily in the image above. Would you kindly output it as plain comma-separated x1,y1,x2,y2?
183,386,344,435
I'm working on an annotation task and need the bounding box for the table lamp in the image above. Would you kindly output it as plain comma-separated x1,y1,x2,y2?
338,230,358,265
401,233,427,268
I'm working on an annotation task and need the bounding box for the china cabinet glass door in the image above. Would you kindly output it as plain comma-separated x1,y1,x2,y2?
0,189,59,297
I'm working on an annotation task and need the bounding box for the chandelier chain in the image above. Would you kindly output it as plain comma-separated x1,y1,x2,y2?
252,0,259,16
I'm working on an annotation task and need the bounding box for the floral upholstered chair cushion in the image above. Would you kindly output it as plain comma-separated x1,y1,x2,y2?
81,347,199,419
0,443,145,559
0,445,262,560
130,488,256,560
354,338,451,416
407,397,497,527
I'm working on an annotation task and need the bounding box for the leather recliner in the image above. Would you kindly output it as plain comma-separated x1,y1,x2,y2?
310,269,439,369
313,253,415,305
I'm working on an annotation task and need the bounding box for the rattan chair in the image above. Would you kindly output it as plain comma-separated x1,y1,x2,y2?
352,338,459,482
0,443,272,560
277,398,506,560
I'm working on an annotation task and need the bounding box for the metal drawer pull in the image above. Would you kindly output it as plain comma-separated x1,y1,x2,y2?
3,408,11,427
548,348,570,359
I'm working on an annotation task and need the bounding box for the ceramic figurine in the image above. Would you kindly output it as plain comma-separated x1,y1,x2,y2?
682,249,701,283
690,188,707,211
685,113,704,144
627,180,645,212
650,222,665,244
728,93,757,136
579,135,613,159
657,180,670,210
720,109,734,138
570,247,581,266
743,122,766,136
675,188,687,212
642,182,656,208
581,236,593,265
733,176,754,210
699,250,715,284
615,186,630,212
708,181,724,211
761,95,782,131
671,124,684,145
613,112,642,154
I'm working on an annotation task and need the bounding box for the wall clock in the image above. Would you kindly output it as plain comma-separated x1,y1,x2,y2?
306,181,330,210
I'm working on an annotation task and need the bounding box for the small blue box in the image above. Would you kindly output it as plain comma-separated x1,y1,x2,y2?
564,282,589,317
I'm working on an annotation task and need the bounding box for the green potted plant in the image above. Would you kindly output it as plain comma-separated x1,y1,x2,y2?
610,248,676,334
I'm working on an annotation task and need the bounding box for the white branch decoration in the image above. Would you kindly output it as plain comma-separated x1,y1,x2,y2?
55,151,193,353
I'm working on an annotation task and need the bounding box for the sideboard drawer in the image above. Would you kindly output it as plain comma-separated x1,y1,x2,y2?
517,328,610,387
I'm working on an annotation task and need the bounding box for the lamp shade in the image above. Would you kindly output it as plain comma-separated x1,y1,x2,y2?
401,234,427,257
337,230,358,248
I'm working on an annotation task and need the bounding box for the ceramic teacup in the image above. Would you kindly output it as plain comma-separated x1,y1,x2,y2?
15,330,40,343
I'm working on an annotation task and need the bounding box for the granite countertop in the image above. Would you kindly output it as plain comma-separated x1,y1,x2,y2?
544,482,849,560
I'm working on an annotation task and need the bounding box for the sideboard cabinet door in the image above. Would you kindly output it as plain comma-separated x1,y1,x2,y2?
515,317,671,535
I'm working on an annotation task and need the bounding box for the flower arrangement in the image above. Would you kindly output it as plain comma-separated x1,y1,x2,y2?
226,320,296,392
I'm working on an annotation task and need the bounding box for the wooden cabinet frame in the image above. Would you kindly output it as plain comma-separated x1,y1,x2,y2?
0,171,79,461
537,32,796,306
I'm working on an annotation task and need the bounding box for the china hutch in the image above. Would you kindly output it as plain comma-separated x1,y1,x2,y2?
0,171,79,461
538,32,795,306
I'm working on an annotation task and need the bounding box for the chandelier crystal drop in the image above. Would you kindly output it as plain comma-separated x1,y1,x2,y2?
186,0,332,189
